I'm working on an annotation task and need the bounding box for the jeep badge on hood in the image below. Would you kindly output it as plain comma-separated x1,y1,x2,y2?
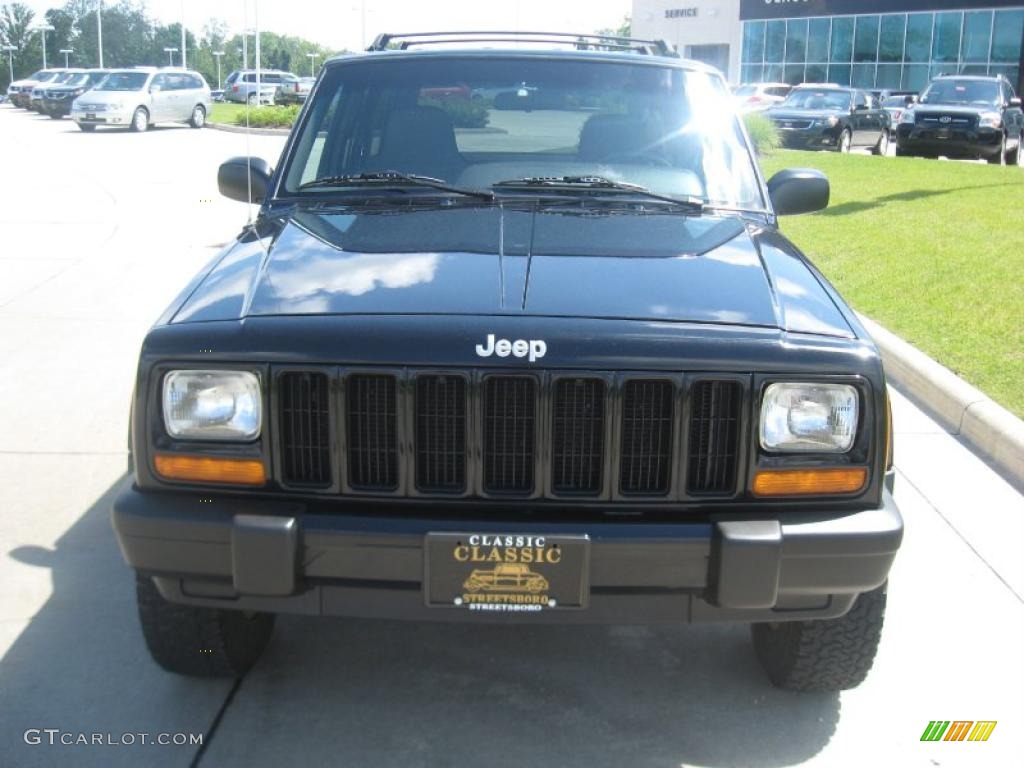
475,334,547,362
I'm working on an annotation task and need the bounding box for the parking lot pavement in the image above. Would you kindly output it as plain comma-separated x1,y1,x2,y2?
1,105,1021,768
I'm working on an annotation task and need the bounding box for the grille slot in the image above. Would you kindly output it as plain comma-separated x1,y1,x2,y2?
687,380,742,494
482,376,537,493
279,372,332,487
619,380,674,494
415,375,467,492
346,374,398,490
551,378,605,494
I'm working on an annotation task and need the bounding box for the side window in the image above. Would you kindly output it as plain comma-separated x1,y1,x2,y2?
151,74,168,91
264,74,281,84
187,74,204,90
244,73,256,83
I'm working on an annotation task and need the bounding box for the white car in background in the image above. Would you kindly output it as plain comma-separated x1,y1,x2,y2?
733,82,792,113
71,67,211,132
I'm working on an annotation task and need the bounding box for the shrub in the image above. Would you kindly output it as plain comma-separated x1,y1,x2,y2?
420,98,490,129
743,112,779,156
232,105,300,129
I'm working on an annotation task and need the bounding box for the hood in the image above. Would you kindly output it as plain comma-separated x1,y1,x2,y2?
910,103,992,117
767,107,844,120
170,206,854,338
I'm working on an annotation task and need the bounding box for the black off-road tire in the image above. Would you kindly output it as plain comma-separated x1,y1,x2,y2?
136,573,275,678
751,585,887,692
78,123,96,132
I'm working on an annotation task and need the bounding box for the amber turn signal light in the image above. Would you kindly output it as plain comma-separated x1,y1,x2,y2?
752,467,867,497
154,454,266,486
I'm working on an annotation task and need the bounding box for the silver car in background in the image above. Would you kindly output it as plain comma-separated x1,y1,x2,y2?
70,68,211,132
224,69,297,105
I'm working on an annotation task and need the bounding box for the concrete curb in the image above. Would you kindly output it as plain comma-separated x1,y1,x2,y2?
207,122,291,137
859,314,1024,491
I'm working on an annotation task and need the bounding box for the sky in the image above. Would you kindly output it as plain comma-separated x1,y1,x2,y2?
24,0,633,52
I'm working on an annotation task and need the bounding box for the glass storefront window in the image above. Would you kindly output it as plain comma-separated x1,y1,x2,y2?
805,63,827,84
991,10,1024,63
879,15,906,63
931,12,962,64
990,65,1021,87
783,64,805,85
764,63,783,83
766,20,786,64
831,17,854,64
852,63,875,87
905,14,932,63
828,64,851,86
876,64,901,89
741,64,763,84
855,16,880,63
962,12,992,63
785,19,808,64
902,64,930,92
742,21,765,65
807,18,830,63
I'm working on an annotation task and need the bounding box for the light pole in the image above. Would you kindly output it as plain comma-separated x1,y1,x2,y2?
180,0,186,68
163,47,178,67
96,0,103,68
242,28,254,70
37,24,55,69
306,52,319,76
3,44,15,84
212,51,224,89
60,48,73,67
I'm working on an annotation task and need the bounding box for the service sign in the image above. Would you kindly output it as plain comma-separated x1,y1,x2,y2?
425,533,590,612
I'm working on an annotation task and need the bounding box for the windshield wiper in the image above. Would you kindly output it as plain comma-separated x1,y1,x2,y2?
298,171,494,200
492,176,707,210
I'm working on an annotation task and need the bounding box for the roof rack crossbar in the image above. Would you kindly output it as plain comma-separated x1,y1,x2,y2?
368,30,677,57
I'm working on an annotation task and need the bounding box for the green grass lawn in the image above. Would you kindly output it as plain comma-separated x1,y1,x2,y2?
208,102,248,125
760,150,1024,417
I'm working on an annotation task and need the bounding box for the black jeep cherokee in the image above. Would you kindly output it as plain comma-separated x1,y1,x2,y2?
113,32,902,692
896,74,1024,164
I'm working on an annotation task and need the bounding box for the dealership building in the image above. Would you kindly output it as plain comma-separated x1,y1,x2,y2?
631,1,1024,93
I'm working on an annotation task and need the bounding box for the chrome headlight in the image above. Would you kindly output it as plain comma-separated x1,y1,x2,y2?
163,370,262,440
760,383,858,453
813,115,840,128
978,111,1002,129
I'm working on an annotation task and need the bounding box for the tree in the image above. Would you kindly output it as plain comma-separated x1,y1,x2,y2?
0,2,39,88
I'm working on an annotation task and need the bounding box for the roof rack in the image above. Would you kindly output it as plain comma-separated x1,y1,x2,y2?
367,31,678,57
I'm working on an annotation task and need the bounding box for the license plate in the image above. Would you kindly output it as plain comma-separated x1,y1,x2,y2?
86,113,96,120
425,532,589,612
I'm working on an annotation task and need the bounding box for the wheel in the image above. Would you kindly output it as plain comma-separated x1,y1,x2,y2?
48,113,62,120
837,129,852,153
77,123,96,132
189,104,206,128
135,574,274,678
987,134,1006,165
751,585,887,692
872,130,889,156
247,92,258,106
130,106,149,132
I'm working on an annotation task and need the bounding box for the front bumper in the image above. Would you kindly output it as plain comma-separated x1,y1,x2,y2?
112,484,903,624
71,108,132,126
897,125,1002,157
775,126,840,151
42,99,73,117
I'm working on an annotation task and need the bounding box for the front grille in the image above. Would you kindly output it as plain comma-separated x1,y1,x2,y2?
687,380,742,494
415,375,467,492
275,370,748,500
551,378,605,493
777,119,814,130
619,380,675,494
483,376,537,493
346,374,398,490
279,372,332,486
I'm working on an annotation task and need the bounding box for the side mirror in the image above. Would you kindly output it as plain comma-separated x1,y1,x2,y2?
218,156,273,204
1010,97,1022,108
767,169,830,216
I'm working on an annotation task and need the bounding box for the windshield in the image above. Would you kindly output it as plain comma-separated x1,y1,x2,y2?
282,56,763,209
63,73,90,87
921,79,1000,106
36,72,61,84
781,89,851,110
96,72,148,91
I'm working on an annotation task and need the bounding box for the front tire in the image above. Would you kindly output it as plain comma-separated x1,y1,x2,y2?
77,123,96,132
189,104,206,128
751,585,887,692
135,574,275,678
872,130,889,156
130,106,149,133
837,129,852,153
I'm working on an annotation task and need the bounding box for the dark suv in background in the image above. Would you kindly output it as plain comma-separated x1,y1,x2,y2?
41,69,110,119
896,75,1023,164
767,85,890,154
